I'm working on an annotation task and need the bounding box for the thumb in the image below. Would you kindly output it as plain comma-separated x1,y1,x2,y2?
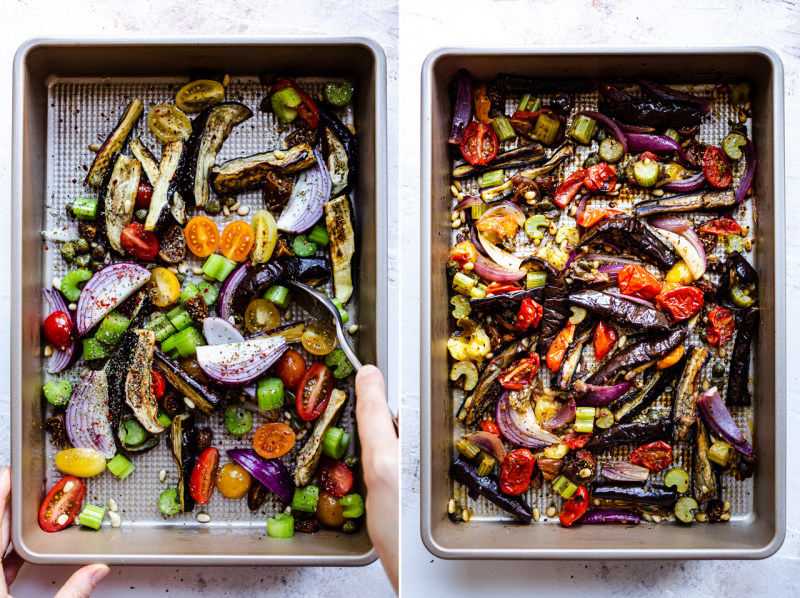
355,365,396,449
54,564,110,598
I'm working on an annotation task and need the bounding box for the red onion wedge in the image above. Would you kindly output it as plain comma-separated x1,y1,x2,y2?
227,448,293,503
449,69,474,146
217,261,251,321
577,509,642,525
541,398,576,430
625,132,689,164
648,215,691,234
478,200,526,228
735,135,756,204
196,335,288,387
495,392,560,450
596,264,625,284
42,226,80,242
649,218,707,279
472,252,527,283
636,79,713,116
276,148,332,234
202,316,245,345
454,195,482,211
65,370,116,458
75,263,150,337
661,171,707,193
42,288,78,373
577,110,627,153
465,431,507,462
601,461,650,482
697,387,755,458
479,233,523,271
576,381,633,407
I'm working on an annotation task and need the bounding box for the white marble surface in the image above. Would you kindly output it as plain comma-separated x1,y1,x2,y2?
0,0,398,596
399,0,800,596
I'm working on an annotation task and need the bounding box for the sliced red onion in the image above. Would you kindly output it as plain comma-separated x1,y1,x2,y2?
735,135,756,204
596,264,625,284
661,171,707,193
454,195,482,211
576,381,633,406
449,69,473,146
196,335,288,386
577,110,627,153
276,148,331,233
217,261,251,321
479,234,523,271
42,227,80,242
625,132,689,163
465,431,507,462
649,219,707,279
472,252,527,283
65,370,116,458
75,263,150,337
227,448,293,503
697,387,755,458
541,398,576,430
605,291,655,310
648,215,691,234
612,119,654,134
478,200,526,228
577,509,642,525
202,316,245,345
601,461,650,482
495,392,560,450
584,254,643,266
575,195,588,227
42,288,79,373
561,251,580,274
636,79,713,115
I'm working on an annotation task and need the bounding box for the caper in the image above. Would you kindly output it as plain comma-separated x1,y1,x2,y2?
220,195,237,207
342,518,360,534
65,203,74,216
343,455,359,469
90,260,104,272
75,238,90,254
258,95,273,113
176,273,186,283
711,377,725,390
74,253,91,268
594,127,607,142
646,409,662,422
446,260,461,277
204,196,222,215
134,208,149,221
60,241,76,262
712,362,726,378
537,197,555,211
583,152,601,169
91,245,106,260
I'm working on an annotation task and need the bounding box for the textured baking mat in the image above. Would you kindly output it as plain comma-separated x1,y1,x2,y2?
42,77,358,528
448,83,755,524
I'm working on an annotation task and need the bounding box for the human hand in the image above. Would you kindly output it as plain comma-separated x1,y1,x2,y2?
355,366,399,595
0,467,110,598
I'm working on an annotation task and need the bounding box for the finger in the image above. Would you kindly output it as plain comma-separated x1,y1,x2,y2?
3,548,24,588
54,564,110,598
0,466,11,553
355,366,397,451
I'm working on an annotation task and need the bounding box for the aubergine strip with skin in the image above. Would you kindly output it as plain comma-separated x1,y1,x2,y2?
634,188,736,217
613,355,686,422
577,216,677,271
469,287,544,313
295,388,348,486
592,483,678,509
480,143,574,203
144,139,184,232
495,74,589,95
153,348,224,415
534,259,571,358
124,330,165,434
181,102,253,207
458,341,524,426
584,419,672,452
85,98,143,187
171,413,197,513
321,126,349,197
231,257,331,316
325,195,356,304
718,251,758,311
131,138,187,226
117,413,159,457
558,326,593,390
693,420,718,504
672,346,710,441
586,326,688,387
209,143,316,195
599,99,702,129
726,307,759,406
450,457,532,523
452,144,546,179
319,106,357,194
103,154,141,254
568,290,671,333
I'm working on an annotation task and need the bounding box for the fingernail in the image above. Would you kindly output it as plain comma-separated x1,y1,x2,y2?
92,565,110,585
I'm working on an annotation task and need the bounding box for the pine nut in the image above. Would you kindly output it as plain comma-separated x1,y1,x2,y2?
653,515,662,523
192,266,203,275
273,150,286,160
57,514,69,526
451,212,459,222
451,220,461,229
284,310,292,319
721,512,731,521
549,223,557,235
204,274,216,282
524,191,536,201
109,511,122,528
184,397,196,410
230,201,241,212
109,498,118,512
568,205,577,217
63,481,74,493
533,508,540,522
643,513,653,522
695,513,707,522
88,143,101,152
237,205,250,216
744,238,752,251
222,74,230,88
723,501,731,512
702,380,710,392
719,347,727,358
348,324,359,334
196,513,211,523
546,506,556,517
222,205,230,216
44,345,54,357
448,499,456,514
618,335,628,349
651,189,664,197
461,508,471,522
451,185,460,198
159,469,167,482
178,262,188,274
167,266,179,275
453,180,463,192
347,124,356,135
485,352,494,360
463,262,474,271
69,303,77,311
104,254,111,264
53,277,62,291
741,226,749,237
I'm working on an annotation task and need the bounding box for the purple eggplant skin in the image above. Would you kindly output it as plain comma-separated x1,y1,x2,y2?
577,216,678,271
598,83,632,103
171,413,197,513
318,105,358,195
449,70,474,147
568,290,671,333
533,259,571,357
726,307,759,406
496,74,589,95
469,288,544,313
584,419,672,453
636,78,713,116
591,483,678,509
576,509,642,525
586,326,688,387
450,457,532,523
718,251,759,311
153,348,224,414
458,342,524,426
599,99,702,129
231,257,330,316
613,354,686,423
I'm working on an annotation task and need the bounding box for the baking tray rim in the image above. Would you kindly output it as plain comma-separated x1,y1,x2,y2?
419,45,786,560
11,35,388,567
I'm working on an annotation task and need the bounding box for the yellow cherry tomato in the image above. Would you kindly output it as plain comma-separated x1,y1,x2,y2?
244,299,281,333
250,210,278,264
55,448,107,478
149,267,181,307
215,463,252,499
175,79,225,114
301,322,338,356
147,103,192,142
665,261,694,285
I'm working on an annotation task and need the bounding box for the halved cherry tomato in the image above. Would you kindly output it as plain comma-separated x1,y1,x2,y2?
272,349,307,391
584,163,617,193
301,322,338,356
296,363,334,421
593,320,618,361
498,353,540,390
220,221,255,261
655,345,685,370
449,241,477,266
699,216,741,236
515,298,542,331
546,321,576,372
707,306,735,347
485,282,522,296
499,449,536,495
559,485,588,526
630,441,672,472
316,491,347,527
618,264,663,300
655,286,704,321
509,109,565,144
319,458,354,497
176,79,225,114
184,216,221,258
554,169,586,208
135,179,153,209
476,215,519,238
460,121,498,166
253,423,296,459
148,267,181,307
147,103,192,142
270,79,320,129
480,420,500,436
473,85,493,124
39,476,86,533
189,447,219,505
576,208,622,228
563,432,592,450
702,146,733,188
639,151,660,163
151,369,166,399
43,310,72,350
120,222,159,260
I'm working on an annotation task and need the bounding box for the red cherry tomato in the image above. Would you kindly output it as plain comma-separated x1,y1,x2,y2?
189,447,220,505
630,441,673,472
460,121,498,166
151,369,166,399
559,485,589,526
584,163,617,193
499,449,536,495
707,306,735,347
563,432,592,450
515,298,543,331
618,264,663,300
702,146,733,188
272,349,307,391
498,353,540,390
593,320,618,361
39,476,85,533
319,458,354,498
699,216,742,236
135,179,153,209
43,310,72,350
485,282,522,296
479,420,501,436
576,208,623,228
554,169,586,208
120,222,159,260
655,286,704,321
296,363,334,421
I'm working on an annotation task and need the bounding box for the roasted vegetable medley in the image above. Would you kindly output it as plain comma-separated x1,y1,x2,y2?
446,72,757,526
39,74,364,537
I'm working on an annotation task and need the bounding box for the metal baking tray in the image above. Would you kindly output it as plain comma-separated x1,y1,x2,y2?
420,47,785,559
11,36,387,566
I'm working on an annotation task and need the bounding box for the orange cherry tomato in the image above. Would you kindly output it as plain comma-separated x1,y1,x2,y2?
546,321,575,372
220,221,255,261
185,216,220,257
253,422,296,459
